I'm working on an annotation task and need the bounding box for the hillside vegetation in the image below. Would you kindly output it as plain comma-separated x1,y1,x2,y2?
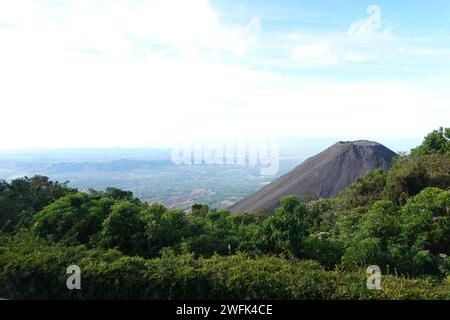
0,127,449,299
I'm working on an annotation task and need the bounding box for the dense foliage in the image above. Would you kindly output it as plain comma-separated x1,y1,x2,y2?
0,176,75,233
1,234,449,300
0,127,449,299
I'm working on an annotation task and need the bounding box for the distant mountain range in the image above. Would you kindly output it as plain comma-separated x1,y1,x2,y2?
229,140,397,213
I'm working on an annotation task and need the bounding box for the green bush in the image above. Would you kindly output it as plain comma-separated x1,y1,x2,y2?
338,169,388,209
1,236,449,300
0,176,76,232
33,193,112,245
96,200,146,256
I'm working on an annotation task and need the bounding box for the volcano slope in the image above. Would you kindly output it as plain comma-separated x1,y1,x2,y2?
229,140,397,213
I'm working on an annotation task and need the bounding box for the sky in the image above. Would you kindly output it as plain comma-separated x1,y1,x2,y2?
0,0,449,150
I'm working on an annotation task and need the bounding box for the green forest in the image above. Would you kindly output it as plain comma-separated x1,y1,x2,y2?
0,128,449,300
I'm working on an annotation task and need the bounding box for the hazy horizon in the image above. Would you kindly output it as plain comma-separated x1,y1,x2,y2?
0,135,423,156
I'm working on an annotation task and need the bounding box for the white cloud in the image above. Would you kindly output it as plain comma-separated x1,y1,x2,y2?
341,54,370,63
290,43,338,65
348,5,382,38
286,5,447,67
0,1,448,149
0,0,261,58
225,18,261,56
287,5,391,66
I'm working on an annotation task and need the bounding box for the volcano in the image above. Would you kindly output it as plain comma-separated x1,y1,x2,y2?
229,140,397,213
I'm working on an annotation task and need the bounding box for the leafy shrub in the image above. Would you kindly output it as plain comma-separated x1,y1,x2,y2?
96,201,145,256
0,176,75,232
33,193,111,245
338,169,388,209
301,234,344,269
384,154,450,205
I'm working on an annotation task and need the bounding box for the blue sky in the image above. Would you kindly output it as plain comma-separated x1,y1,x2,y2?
215,1,450,32
0,1,449,150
